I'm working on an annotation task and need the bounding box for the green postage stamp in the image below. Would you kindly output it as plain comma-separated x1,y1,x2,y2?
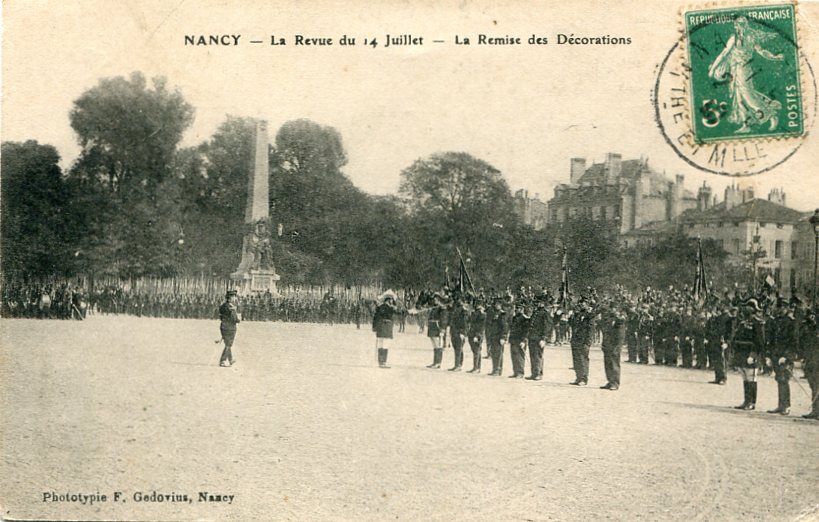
684,3,804,143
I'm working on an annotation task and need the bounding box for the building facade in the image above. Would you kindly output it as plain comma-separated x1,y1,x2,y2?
513,189,549,230
677,186,808,295
546,153,698,234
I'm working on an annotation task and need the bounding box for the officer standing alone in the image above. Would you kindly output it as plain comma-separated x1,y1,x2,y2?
218,290,241,367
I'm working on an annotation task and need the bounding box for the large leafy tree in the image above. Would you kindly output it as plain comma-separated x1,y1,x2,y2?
398,152,519,287
271,119,396,285
0,141,73,279
69,72,194,195
66,72,195,277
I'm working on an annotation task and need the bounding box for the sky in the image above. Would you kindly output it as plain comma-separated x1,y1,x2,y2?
3,0,818,211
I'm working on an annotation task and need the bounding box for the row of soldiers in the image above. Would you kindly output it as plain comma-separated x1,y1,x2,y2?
376,284,819,418
1,283,381,325
1,283,89,320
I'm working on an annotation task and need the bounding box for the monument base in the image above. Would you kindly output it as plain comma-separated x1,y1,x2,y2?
230,269,281,296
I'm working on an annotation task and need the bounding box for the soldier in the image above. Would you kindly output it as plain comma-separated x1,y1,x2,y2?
569,299,595,386
799,309,819,419
467,300,486,373
625,305,639,363
601,304,625,390
486,297,509,376
732,299,765,410
218,290,241,367
372,291,399,369
706,306,728,385
449,297,469,372
426,294,446,369
768,300,799,415
508,302,532,379
637,304,653,364
527,296,550,380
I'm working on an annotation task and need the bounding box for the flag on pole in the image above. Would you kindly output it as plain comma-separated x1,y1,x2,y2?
558,246,570,305
444,266,451,290
455,247,475,294
693,238,708,307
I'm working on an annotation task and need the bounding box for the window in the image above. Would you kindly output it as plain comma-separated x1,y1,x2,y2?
792,241,799,260
601,206,607,220
774,240,783,259
776,223,784,229
759,222,767,228
733,222,740,227
732,238,742,253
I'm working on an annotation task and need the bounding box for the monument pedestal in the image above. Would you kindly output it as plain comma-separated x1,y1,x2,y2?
231,269,281,295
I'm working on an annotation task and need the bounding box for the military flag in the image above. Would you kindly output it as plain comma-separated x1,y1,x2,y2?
558,246,570,305
693,238,707,307
455,247,475,294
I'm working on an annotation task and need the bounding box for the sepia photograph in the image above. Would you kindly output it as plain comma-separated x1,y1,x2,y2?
1,0,818,520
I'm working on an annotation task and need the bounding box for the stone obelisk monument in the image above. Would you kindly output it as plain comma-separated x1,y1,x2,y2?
230,119,280,294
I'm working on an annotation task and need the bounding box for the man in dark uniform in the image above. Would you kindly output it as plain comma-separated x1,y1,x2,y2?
569,299,594,386
372,291,399,369
637,304,653,364
486,297,509,376
448,297,469,371
527,296,550,380
467,300,486,373
625,305,639,363
218,290,241,367
799,309,819,419
768,301,799,414
706,307,728,385
732,299,765,410
426,294,446,369
508,302,532,379
601,303,625,390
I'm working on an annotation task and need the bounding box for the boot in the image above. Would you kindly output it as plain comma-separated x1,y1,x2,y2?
427,348,442,369
379,349,390,369
427,349,440,369
735,381,750,409
744,382,757,410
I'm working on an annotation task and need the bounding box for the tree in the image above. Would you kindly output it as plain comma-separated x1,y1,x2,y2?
69,72,195,195
65,72,195,277
175,116,256,276
1,141,73,278
271,119,386,284
398,152,519,287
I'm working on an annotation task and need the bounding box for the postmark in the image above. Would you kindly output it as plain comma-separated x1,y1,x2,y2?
685,3,803,142
653,1,816,176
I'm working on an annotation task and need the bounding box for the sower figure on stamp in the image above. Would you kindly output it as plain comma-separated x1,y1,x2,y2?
218,289,241,367
373,290,399,369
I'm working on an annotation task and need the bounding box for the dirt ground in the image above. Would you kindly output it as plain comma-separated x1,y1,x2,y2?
1,316,817,522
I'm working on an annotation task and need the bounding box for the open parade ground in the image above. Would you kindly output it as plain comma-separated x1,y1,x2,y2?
1,316,818,522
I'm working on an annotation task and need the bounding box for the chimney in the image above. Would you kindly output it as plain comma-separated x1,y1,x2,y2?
570,157,586,184
670,174,684,219
605,153,622,182
767,188,786,206
633,174,645,230
724,183,738,210
697,181,712,212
